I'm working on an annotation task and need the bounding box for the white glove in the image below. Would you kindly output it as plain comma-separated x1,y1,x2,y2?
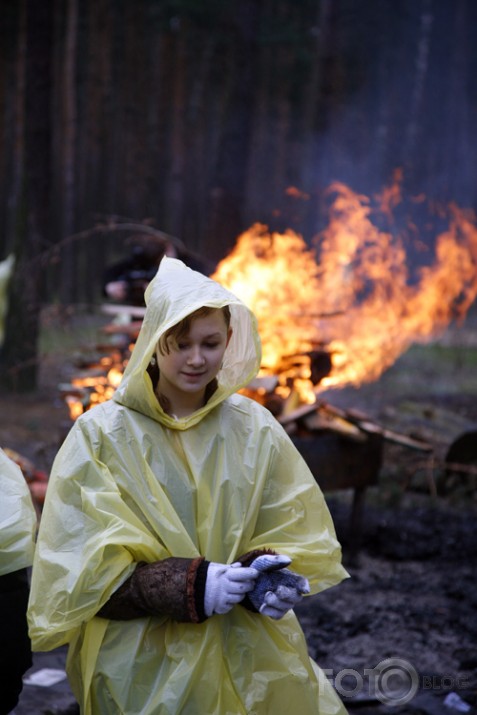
204,562,258,616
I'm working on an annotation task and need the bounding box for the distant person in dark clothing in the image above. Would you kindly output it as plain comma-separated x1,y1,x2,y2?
103,242,165,306
103,238,212,306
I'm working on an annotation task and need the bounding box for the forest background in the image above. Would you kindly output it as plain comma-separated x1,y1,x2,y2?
0,0,476,390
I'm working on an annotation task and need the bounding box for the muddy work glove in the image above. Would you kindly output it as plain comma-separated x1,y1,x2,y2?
247,554,310,619
204,562,258,616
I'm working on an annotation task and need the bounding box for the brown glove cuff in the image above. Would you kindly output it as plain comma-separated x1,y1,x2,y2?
97,557,210,624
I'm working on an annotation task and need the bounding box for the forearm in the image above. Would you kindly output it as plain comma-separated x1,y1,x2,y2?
97,557,208,623
97,549,275,623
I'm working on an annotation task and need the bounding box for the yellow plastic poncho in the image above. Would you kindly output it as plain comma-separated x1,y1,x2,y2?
28,257,349,715
1,447,37,576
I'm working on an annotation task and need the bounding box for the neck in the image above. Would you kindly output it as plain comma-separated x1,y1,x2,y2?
155,385,206,418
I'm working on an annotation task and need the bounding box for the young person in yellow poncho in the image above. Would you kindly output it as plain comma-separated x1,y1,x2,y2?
28,257,349,715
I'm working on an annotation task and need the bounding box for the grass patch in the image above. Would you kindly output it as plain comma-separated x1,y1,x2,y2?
39,305,110,357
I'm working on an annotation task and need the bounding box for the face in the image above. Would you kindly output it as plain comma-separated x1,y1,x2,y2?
155,309,232,415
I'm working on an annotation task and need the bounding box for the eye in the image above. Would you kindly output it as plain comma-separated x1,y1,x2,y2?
204,341,220,349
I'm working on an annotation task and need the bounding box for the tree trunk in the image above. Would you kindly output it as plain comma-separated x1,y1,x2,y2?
205,0,261,262
0,1,26,257
1,0,52,392
182,28,217,252
76,0,113,302
167,22,188,237
402,0,433,171
59,0,78,303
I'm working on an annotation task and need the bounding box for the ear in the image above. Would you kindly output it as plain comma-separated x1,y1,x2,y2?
226,327,233,347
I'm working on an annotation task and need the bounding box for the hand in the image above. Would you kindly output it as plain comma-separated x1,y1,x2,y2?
248,553,310,619
105,280,128,301
259,583,307,619
204,562,258,616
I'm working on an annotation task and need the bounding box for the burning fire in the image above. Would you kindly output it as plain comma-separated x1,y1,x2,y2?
212,179,477,402
63,178,477,419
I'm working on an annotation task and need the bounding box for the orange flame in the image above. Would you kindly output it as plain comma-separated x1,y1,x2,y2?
213,180,477,401
64,179,477,418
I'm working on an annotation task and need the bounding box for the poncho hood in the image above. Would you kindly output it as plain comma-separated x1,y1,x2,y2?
113,257,262,429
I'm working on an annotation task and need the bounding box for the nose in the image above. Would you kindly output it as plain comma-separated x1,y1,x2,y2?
187,345,205,366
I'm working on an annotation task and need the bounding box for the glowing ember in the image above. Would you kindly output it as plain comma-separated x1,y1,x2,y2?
107,366,124,388
63,351,130,420
65,394,84,421
212,180,477,401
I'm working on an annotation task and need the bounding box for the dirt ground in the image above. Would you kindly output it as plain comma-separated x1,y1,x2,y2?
1,306,477,714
